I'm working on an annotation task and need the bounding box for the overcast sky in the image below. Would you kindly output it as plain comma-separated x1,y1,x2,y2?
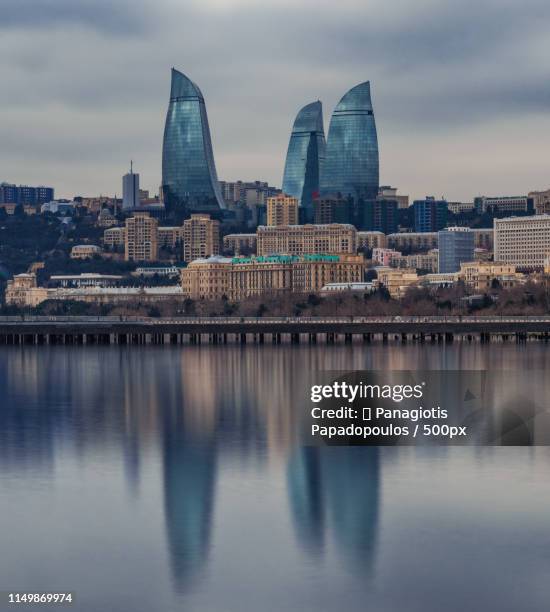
1,0,549,201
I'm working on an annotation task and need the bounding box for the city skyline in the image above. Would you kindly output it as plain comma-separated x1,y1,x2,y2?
1,0,550,201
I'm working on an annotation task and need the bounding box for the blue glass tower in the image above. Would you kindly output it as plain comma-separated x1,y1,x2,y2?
413,197,448,232
282,101,326,218
162,68,225,212
438,227,474,273
320,82,379,200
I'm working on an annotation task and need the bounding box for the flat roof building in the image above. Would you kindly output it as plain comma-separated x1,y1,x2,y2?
438,227,474,273
222,233,257,256
70,244,101,260
125,212,158,262
182,214,220,263
494,215,550,270
181,253,365,300
266,194,299,226
257,224,356,256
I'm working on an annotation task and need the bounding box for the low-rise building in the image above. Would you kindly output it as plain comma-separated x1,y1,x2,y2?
387,232,438,252
321,282,378,293
372,247,402,267
0,203,17,215
397,249,439,273
375,267,419,298
41,200,77,215
78,196,121,214
97,208,118,228
5,275,182,307
474,248,492,262
422,272,460,288
48,274,123,288
5,274,48,307
222,233,257,256
181,253,365,300
49,286,182,304
132,266,181,278
70,244,102,260
447,201,475,214
103,227,126,249
475,195,533,214
459,261,525,292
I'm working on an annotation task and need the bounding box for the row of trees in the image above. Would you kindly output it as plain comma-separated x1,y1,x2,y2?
4,280,550,318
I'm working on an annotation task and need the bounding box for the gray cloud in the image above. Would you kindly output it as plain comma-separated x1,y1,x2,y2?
0,0,549,200
0,0,152,35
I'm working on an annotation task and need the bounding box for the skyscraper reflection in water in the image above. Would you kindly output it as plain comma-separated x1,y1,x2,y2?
287,446,380,573
1,345,550,611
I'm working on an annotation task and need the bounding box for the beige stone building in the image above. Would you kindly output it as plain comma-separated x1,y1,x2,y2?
266,194,299,226
157,226,184,249
257,224,356,256
7,282,182,307
423,272,460,288
387,232,438,252
5,274,48,307
181,254,365,300
494,215,550,269
357,231,387,251
459,261,524,292
397,249,439,273
103,227,126,249
182,214,220,263
97,209,118,228
222,234,257,255
70,244,101,259
375,267,419,298
79,196,120,214
125,212,158,262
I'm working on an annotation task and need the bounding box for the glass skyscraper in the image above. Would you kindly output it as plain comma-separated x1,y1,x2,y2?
438,227,474,273
162,68,225,212
413,197,448,232
282,101,326,219
320,81,379,200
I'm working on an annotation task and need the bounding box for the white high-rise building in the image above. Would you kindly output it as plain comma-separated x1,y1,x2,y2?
122,162,140,210
494,215,550,269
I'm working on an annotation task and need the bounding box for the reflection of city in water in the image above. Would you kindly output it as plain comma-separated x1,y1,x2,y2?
1,344,550,612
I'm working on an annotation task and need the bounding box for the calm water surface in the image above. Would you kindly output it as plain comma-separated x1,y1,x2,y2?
0,343,549,612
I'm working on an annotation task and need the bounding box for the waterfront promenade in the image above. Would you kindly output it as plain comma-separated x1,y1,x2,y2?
1,315,550,345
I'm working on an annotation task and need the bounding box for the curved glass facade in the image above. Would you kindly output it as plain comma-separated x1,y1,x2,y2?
282,101,326,217
162,68,225,212
320,82,379,200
